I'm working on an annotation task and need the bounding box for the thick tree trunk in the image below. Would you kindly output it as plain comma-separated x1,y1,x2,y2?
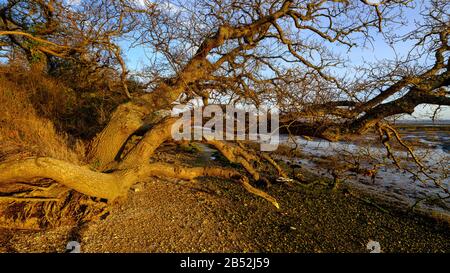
0,16,299,211
0,157,280,207
86,59,211,169
118,117,178,168
0,157,128,200
87,102,151,168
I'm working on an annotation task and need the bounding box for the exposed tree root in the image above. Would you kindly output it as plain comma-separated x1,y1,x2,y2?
235,141,288,179
0,115,286,229
239,176,280,209
207,139,289,181
260,153,288,179
0,156,280,211
0,191,109,230
142,163,279,209
206,139,261,181
0,157,128,200
0,197,61,202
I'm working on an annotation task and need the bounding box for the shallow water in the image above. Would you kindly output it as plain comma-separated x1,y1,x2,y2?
399,128,450,153
276,126,449,216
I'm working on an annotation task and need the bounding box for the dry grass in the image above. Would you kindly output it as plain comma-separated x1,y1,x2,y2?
0,69,83,163
0,67,94,229
0,65,131,229
0,65,127,140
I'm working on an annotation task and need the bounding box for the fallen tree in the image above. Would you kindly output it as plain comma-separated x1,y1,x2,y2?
0,0,449,227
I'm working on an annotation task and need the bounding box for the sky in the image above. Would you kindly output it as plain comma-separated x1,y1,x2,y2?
330,3,450,120
1,1,447,119
119,1,450,120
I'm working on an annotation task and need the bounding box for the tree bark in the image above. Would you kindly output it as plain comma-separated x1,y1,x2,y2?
0,157,127,200
87,102,151,168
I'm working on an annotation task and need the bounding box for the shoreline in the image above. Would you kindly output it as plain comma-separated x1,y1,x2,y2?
1,142,448,253
1,164,448,253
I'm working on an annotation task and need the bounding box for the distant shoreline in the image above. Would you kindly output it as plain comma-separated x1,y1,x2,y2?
393,120,450,126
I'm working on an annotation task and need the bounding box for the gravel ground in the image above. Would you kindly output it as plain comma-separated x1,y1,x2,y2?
0,143,449,253
1,176,449,253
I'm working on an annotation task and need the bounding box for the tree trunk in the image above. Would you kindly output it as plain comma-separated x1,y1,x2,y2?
86,102,151,168
0,157,127,200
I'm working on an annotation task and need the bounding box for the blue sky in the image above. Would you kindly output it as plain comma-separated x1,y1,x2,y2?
119,1,450,120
